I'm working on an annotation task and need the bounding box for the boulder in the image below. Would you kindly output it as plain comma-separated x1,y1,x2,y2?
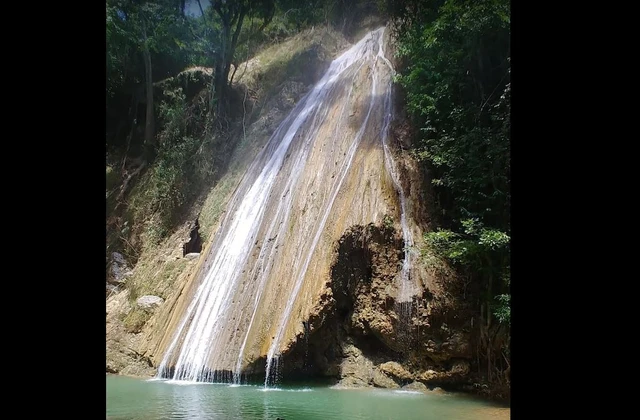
402,381,428,392
372,368,399,389
136,295,164,309
379,361,413,382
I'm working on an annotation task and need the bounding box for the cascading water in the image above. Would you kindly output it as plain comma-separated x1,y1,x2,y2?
379,46,416,345
155,26,417,387
262,26,417,386
377,38,416,305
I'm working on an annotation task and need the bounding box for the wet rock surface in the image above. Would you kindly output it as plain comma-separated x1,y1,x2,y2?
105,26,485,399
276,221,475,391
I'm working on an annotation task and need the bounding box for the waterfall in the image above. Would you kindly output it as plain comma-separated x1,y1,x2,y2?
156,26,416,386
378,39,416,345
377,36,415,304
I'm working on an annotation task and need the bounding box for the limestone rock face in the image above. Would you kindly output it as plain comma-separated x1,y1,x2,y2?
271,214,476,391
372,368,400,389
336,343,374,387
151,27,401,377
331,224,405,352
106,26,479,396
379,361,413,382
112,252,126,265
106,289,156,377
417,369,439,382
109,252,129,284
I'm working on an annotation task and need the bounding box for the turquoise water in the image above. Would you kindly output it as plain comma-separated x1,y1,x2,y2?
106,375,509,419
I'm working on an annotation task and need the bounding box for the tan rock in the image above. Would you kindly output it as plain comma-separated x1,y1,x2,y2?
450,360,470,375
402,381,428,392
379,361,413,381
417,369,439,382
372,368,400,389
338,343,374,386
136,295,164,309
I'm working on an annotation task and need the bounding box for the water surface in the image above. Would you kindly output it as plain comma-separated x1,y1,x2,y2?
107,375,509,419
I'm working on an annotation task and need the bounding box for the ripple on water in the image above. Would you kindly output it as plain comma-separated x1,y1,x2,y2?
164,379,213,386
393,390,424,395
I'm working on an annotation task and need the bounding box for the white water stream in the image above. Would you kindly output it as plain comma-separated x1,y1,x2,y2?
156,27,415,386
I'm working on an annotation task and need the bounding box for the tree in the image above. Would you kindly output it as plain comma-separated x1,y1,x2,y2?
106,0,184,159
196,0,275,117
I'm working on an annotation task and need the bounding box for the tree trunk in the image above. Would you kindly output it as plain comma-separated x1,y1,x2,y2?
229,62,238,86
212,1,251,118
215,21,230,116
142,43,155,157
121,95,138,172
209,63,220,119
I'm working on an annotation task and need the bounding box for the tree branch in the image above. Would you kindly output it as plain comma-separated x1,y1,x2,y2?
255,3,275,34
213,1,230,25
238,2,274,47
230,5,248,56
477,68,510,120
196,0,206,17
116,161,147,203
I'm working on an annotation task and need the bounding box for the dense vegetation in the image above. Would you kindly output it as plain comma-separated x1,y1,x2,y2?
106,0,510,399
382,0,510,396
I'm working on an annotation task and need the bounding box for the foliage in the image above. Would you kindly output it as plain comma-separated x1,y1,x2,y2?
127,85,215,245
274,0,341,29
122,308,152,334
493,294,510,325
106,0,202,157
424,218,509,284
106,0,187,96
394,0,510,227
390,0,510,312
388,0,511,385
106,0,366,153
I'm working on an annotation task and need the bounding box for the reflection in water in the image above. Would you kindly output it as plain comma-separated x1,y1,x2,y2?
107,375,509,420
